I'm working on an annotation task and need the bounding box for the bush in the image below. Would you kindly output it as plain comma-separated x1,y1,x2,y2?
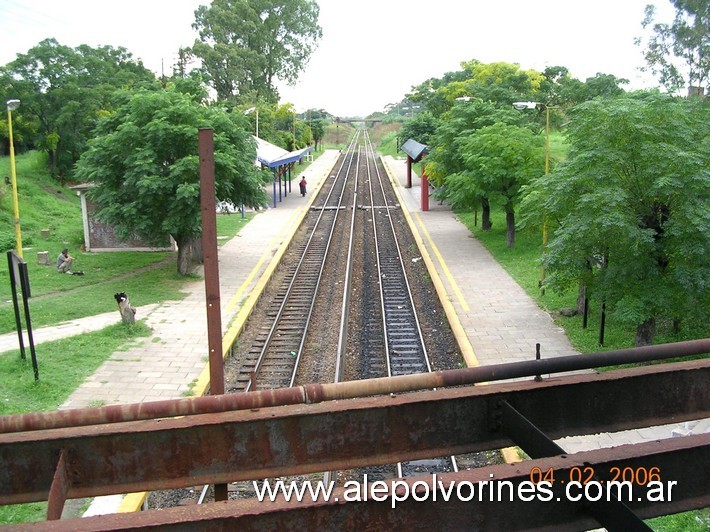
0,231,15,252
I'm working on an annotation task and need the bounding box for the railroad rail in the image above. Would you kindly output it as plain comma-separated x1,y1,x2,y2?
234,132,361,391
363,130,433,378
1,347,708,529
358,129,457,478
2,127,707,528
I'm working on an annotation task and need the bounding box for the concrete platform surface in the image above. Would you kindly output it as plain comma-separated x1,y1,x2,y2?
0,150,705,518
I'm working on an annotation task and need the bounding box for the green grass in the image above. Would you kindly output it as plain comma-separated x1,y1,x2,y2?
457,208,710,353
323,122,355,149
0,150,264,335
647,508,710,531
0,260,188,334
377,131,402,158
457,206,709,528
0,320,151,524
547,130,568,168
0,151,185,332
0,151,83,248
0,321,151,415
0,502,47,525
216,211,254,244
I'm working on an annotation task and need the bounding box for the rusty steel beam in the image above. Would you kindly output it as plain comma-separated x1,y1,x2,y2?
1,360,707,505
1,339,707,434
198,127,224,396
45,449,69,521
499,400,650,531
12,435,709,531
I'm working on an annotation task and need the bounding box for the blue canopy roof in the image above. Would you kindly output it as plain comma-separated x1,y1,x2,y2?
255,136,313,169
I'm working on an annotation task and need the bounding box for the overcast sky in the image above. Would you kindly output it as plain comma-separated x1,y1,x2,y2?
0,0,674,117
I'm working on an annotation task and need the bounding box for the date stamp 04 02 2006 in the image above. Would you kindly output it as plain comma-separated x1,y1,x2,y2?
527,465,680,503
528,465,679,502
529,465,665,487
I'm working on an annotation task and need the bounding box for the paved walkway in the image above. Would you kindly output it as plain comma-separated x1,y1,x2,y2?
1,150,706,516
382,155,709,453
382,157,575,367
0,150,340,408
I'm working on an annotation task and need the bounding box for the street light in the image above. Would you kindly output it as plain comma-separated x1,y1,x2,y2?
6,99,23,258
513,101,556,292
244,106,259,138
513,101,553,174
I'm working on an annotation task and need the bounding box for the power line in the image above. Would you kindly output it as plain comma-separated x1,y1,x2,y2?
1,0,72,27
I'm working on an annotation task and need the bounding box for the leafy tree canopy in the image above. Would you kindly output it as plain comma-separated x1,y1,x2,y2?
638,0,709,93
74,87,271,274
191,0,322,104
523,93,709,345
445,122,544,248
425,100,526,187
406,59,629,124
397,112,439,148
0,38,156,180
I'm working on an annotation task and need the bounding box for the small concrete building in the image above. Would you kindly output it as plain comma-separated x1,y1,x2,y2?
70,184,176,252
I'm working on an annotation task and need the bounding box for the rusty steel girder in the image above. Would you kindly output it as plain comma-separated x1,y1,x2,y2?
0,359,707,508
11,434,709,531
2,338,707,435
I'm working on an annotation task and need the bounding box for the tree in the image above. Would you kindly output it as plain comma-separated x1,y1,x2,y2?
309,118,325,150
397,112,439,148
0,38,155,180
191,0,322,103
74,88,270,275
525,94,709,345
638,0,709,93
425,100,526,230
445,123,544,248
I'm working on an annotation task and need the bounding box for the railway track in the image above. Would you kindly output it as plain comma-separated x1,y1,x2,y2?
358,129,458,478
232,132,361,392
217,126,463,500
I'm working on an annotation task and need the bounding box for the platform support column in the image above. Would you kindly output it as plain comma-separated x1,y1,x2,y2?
406,156,412,188
421,166,429,212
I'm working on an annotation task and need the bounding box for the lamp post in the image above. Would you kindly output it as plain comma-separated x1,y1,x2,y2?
513,101,555,293
6,99,23,258
244,106,259,138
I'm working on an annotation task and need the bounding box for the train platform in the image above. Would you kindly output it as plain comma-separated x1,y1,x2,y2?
381,154,709,454
0,150,340,410
1,150,706,517
3,149,707,428
381,156,575,368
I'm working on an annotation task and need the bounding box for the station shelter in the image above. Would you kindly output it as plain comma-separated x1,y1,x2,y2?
400,138,430,211
254,136,313,208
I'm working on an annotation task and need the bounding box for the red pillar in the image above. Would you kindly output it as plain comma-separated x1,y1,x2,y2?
421,166,429,212
406,156,412,188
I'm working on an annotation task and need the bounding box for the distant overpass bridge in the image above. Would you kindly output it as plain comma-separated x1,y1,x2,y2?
335,117,383,123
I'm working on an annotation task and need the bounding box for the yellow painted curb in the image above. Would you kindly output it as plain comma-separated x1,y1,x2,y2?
501,446,523,464
382,157,479,369
191,154,339,399
382,157,527,467
119,153,340,514
117,492,147,513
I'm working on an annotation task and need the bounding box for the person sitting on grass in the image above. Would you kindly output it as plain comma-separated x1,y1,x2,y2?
57,248,73,274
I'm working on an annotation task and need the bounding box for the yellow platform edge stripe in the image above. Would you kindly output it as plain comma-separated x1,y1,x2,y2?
118,155,338,514
382,157,478,369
